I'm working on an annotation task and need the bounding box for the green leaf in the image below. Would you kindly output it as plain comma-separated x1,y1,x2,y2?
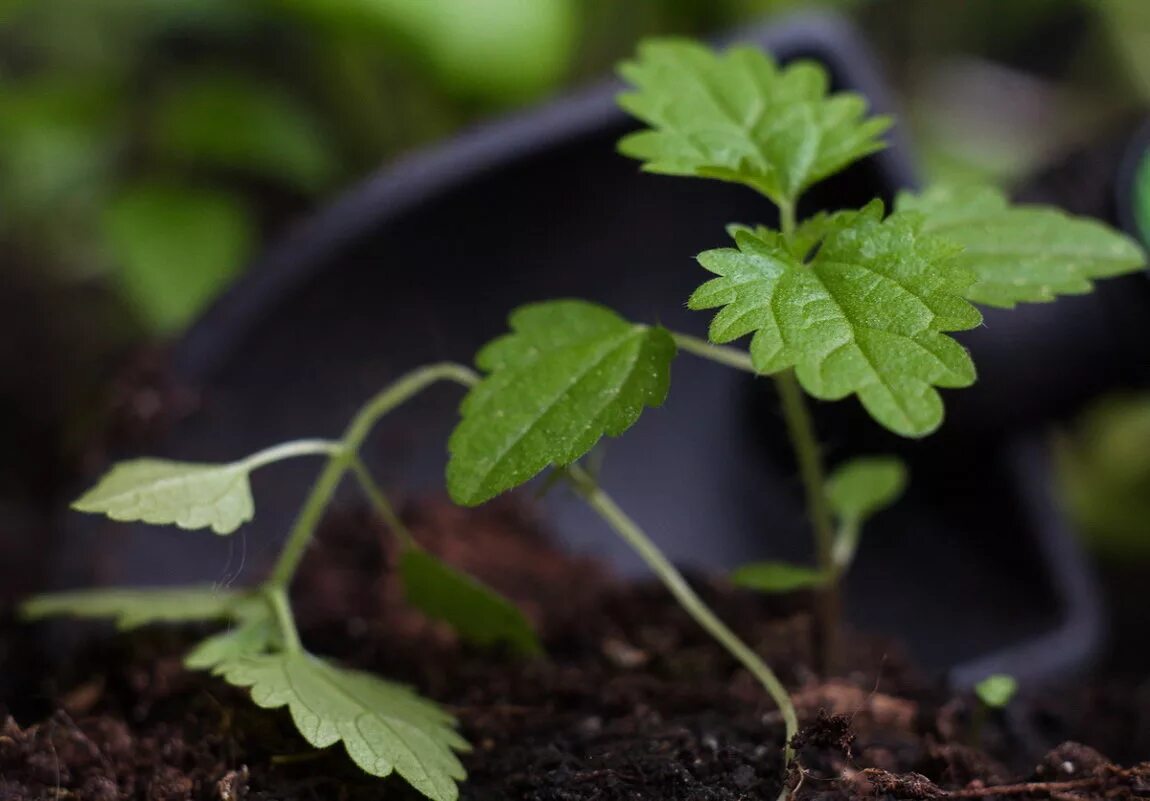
153,74,338,194
897,184,1147,308
185,597,279,670
73,458,256,535
21,586,245,629
691,202,981,437
617,39,890,206
217,652,468,801
400,547,541,656
827,456,907,524
974,674,1018,709
105,183,253,334
730,562,826,593
447,300,675,505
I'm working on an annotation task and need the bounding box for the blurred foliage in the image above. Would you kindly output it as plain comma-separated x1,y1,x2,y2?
0,0,854,340
1135,149,1150,247
1057,395,1150,561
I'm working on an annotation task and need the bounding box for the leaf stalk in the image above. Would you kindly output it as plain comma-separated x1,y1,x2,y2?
564,463,797,759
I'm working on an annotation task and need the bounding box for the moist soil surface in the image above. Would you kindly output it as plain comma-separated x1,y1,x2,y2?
3,498,1150,801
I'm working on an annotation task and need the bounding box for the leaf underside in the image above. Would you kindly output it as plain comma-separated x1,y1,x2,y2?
826,456,907,524
400,547,542,656
447,300,675,505
691,201,982,437
21,586,247,630
217,652,468,801
73,458,255,535
897,184,1147,308
617,39,890,205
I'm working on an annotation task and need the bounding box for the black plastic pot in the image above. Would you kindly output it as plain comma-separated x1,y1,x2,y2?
57,15,1115,688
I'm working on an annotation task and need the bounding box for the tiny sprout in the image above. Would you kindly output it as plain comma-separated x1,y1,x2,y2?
975,674,1019,710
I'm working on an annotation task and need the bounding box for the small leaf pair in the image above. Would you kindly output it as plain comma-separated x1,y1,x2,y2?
731,457,906,593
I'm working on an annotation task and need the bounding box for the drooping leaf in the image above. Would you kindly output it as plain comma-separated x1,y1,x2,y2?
104,183,253,334
73,458,256,535
826,456,907,524
447,300,675,505
730,561,826,593
974,674,1018,709
400,547,541,656
897,184,1146,308
185,597,280,670
617,39,890,206
21,586,246,629
217,652,468,801
691,201,982,437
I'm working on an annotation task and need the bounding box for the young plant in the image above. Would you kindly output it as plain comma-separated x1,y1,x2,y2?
971,673,1019,746
614,38,1146,667
22,38,1147,801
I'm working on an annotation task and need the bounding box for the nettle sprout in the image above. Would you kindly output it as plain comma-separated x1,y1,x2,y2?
23,39,1145,800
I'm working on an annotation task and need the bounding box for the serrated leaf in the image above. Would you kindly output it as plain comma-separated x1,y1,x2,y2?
827,456,907,524
21,586,245,629
730,562,826,593
400,547,541,656
73,458,256,535
974,674,1018,709
897,184,1147,308
217,652,468,801
691,202,982,437
447,300,675,505
617,39,890,206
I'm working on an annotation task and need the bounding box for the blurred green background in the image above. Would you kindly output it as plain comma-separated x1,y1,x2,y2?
2,0,1150,618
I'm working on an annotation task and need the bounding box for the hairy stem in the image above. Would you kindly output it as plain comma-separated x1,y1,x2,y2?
266,362,479,590
670,332,757,373
565,463,797,758
774,197,841,671
239,439,344,471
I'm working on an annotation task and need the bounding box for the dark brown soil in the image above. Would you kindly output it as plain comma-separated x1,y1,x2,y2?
3,498,1150,801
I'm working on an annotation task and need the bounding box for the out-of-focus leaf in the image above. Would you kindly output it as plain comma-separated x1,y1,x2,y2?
974,674,1017,709
104,183,253,334
399,547,541,655
22,586,246,629
272,0,576,103
154,74,338,193
1134,150,1150,247
730,561,826,593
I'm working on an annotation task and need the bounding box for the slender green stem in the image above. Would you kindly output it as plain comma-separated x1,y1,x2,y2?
774,369,839,669
565,463,797,758
266,362,479,590
240,439,344,471
670,332,757,373
265,587,302,652
778,198,797,239
350,456,416,549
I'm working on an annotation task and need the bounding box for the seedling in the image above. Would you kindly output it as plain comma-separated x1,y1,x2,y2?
22,39,1145,801
971,673,1018,746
